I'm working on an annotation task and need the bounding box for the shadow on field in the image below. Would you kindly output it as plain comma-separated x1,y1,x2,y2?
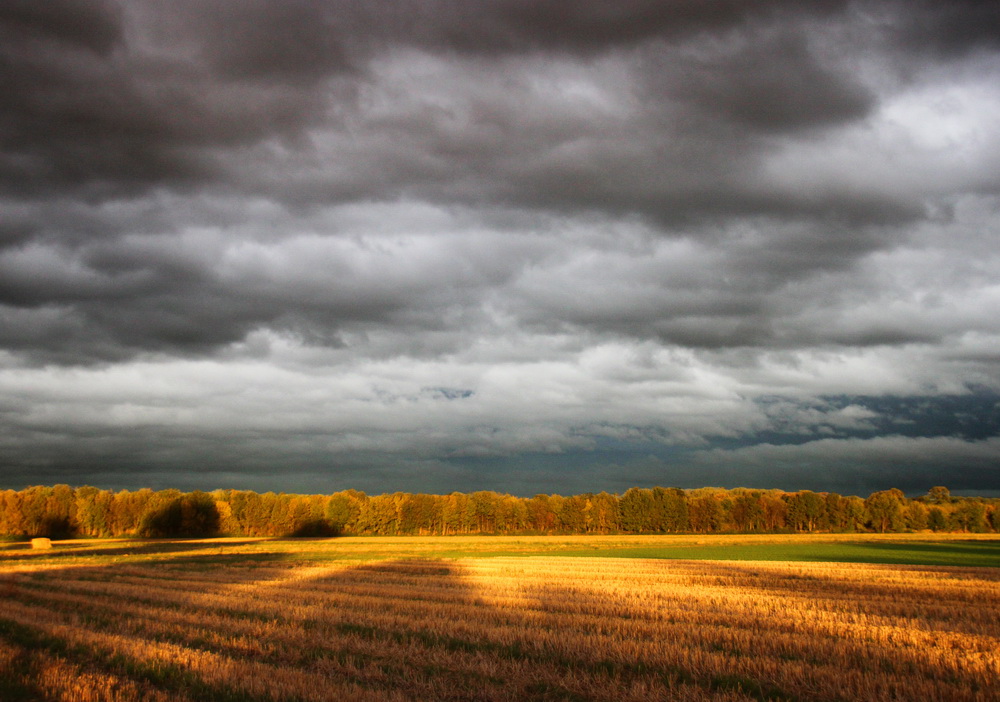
864,539,1000,556
0,539,266,563
796,539,1000,568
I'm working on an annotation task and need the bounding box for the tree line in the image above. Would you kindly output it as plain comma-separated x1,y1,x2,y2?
1,484,997,540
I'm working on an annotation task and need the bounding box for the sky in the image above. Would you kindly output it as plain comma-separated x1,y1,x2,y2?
2,0,999,497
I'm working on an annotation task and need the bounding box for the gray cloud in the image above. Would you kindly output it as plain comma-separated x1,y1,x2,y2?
0,0,351,199
889,0,1000,59
1,1,999,493
0,0,122,55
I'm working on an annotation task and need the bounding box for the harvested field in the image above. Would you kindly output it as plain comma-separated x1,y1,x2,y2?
0,537,998,701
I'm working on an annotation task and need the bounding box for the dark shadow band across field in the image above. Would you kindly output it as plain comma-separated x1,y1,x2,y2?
0,539,266,563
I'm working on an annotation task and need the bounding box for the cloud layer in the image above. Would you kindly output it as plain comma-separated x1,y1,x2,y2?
2,1,999,494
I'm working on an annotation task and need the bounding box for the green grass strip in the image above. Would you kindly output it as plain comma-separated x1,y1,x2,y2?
552,539,1000,567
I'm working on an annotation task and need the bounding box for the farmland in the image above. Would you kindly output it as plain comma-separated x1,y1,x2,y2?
1,535,998,701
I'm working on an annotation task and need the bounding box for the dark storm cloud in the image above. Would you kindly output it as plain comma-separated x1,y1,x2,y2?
890,0,1000,58
0,242,383,361
0,0,991,340
378,0,850,56
648,30,874,134
2,1,1000,493
0,0,972,249
0,200,534,361
183,0,353,82
0,0,122,55
0,0,901,210
0,0,348,199
327,1,894,226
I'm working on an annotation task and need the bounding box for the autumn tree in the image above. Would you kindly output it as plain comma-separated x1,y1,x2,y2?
357,494,400,535
762,491,788,531
558,494,589,532
842,496,867,532
688,493,723,533
652,487,689,532
326,490,365,534
927,506,948,532
75,486,113,537
469,491,500,533
785,491,826,532
1,483,990,539
110,489,153,536
729,491,766,532
925,486,952,505
441,492,471,534
619,488,654,533
589,492,620,533
989,506,1000,533
399,493,439,535
824,493,849,532
903,501,929,531
950,500,988,533
865,489,905,533
495,494,527,533
526,494,558,532
0,490,26,536
137,491,219,537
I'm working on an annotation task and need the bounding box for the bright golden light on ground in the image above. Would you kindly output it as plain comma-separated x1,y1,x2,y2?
0,536,998,700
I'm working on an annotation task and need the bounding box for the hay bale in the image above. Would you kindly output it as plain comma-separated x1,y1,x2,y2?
30,537,52,550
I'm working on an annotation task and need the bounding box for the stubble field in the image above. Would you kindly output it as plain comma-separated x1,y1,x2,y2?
0,534,998,701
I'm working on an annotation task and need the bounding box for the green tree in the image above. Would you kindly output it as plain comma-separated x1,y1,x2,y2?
865,489,905,533
326,490,365,534
950,500,988,533
355,494,398,535
925,486,952,505
903,501,928,531
496,494,527,534
842,496,867,532
0,490,26,536
824,493,848,532
111,489,154,536
399,493,438,535
441,492,471,535
688,493,723,533
590,492,620,533
470,491,500,533
989,506,1000,533
762,491,788,531
785,491,826,532
619,488,654,533
138,491,220,538
526,494,557,532
927,506,947,532
558,494,589,533
652,487,689,532
730,491,765,532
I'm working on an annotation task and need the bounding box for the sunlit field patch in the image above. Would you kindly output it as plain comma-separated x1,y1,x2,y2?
1,535,998,700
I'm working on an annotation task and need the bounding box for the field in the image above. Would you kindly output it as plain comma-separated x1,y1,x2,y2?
0,535,998,701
